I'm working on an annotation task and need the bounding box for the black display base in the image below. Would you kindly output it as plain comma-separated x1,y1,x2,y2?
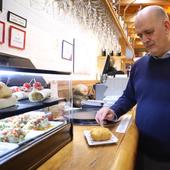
0,97,65,119
70,118,98,125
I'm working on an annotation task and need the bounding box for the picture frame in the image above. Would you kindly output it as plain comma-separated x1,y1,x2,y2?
7,11,27,28
61,40,73,61
9,25,26,50
0,0,2,12
0,21,5,44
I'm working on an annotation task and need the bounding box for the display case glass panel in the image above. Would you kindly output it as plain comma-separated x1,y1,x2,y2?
0,63,73,170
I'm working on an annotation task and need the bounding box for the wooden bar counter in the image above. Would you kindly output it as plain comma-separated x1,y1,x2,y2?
37,117,138,170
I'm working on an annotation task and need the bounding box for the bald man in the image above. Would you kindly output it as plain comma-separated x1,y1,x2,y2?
95,6,170,170
135,6,170,57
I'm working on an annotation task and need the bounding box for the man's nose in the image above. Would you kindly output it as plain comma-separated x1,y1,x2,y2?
141,34,150,43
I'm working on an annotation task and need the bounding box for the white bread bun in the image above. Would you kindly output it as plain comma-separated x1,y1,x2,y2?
0,96,17,109
0,82,12,98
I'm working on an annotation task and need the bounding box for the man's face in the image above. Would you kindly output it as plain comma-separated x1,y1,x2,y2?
135,14,168,57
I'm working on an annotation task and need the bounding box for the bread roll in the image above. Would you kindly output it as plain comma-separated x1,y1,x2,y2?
28,89,51,102
0,82,12,98
13,91,28,100
90,127,112,141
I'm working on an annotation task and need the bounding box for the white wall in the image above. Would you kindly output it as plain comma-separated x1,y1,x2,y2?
0,0,114,80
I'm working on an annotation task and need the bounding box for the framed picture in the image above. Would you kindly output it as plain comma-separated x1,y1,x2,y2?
7,11,27,28
0,0,2,12
0,21,5,44
61,40,73,61
9,25,26,50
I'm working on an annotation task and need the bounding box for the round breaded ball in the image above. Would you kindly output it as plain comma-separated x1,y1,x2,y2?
90,127,112,141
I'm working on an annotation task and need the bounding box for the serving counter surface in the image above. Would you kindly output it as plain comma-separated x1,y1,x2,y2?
37,114,138,170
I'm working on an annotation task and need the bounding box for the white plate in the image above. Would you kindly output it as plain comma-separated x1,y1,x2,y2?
49,121,64,128
21,121,64,144
84,130,118,146
0,142,19,157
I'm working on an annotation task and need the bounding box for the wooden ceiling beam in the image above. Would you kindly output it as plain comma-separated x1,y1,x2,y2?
119,0,170,6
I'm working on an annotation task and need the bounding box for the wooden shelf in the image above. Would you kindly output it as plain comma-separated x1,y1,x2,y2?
112,56,134,63
97,56,108,75
102,0,134,57
112,56,134,72
97,56,134,73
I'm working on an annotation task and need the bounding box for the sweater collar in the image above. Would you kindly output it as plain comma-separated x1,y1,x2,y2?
152,51,170,59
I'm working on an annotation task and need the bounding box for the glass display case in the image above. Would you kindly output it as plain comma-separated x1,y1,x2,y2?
0,55,73,170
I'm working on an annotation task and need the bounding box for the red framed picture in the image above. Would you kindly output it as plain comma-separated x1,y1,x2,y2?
9,25,26,50
0,21,5,44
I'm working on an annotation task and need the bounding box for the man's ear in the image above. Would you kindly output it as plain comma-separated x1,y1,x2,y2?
164,20,170,31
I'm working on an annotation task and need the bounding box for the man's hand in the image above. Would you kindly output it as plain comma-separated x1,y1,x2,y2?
95,107,116,125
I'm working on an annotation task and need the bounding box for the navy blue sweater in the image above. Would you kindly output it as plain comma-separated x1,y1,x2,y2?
111,54,170,159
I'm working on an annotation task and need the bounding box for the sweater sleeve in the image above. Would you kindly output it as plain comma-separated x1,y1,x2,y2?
110,65,137,117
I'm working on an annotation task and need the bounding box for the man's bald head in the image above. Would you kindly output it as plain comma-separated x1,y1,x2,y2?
134,5,170,57
135,6,169,23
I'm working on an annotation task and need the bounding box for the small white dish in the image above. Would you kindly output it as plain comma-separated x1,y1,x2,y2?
0,142,19,157
84,130,118,146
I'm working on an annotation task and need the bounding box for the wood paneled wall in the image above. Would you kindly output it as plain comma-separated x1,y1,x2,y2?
57,80,98,100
